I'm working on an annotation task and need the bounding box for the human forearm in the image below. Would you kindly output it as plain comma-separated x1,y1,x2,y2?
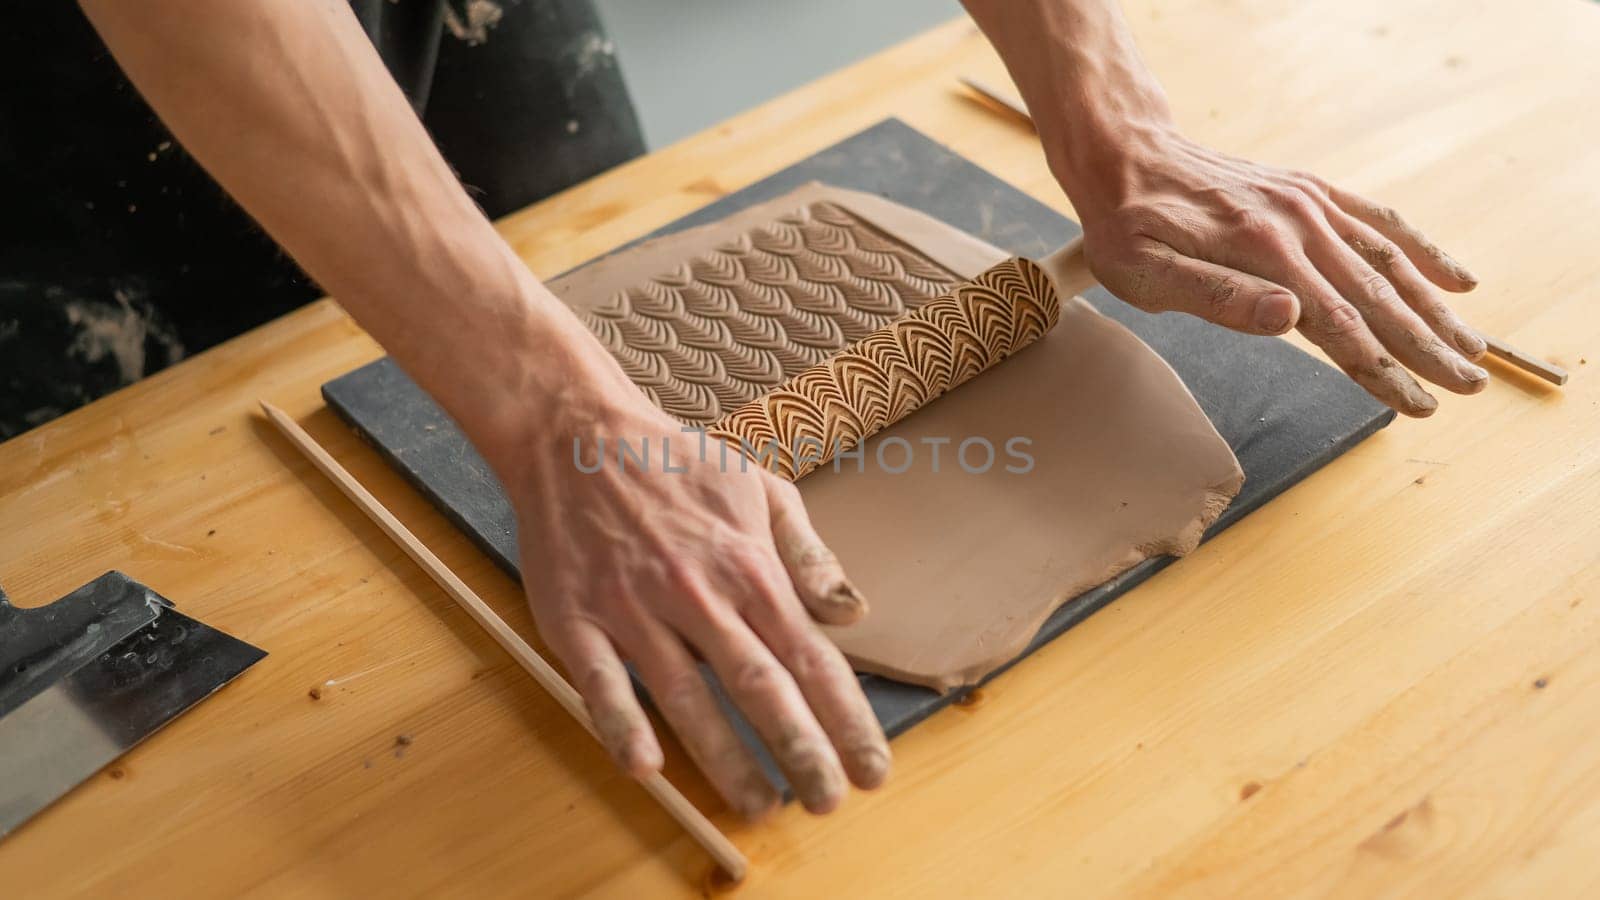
963,0,1173,220
78,0,633,479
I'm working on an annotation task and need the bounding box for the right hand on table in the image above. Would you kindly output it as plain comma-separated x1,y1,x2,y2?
1067,126,1489,416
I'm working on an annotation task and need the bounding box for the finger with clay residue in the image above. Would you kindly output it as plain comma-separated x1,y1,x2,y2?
1286,263,1440,417
1303,226,1488,394
764,478,867,626
1327,185,1479,291
1334,214,1488,362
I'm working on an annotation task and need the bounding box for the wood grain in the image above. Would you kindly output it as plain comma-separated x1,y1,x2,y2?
258,402,748,882
1,1,1598,896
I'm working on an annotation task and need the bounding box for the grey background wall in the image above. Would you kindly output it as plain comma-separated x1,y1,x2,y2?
592,0,964,148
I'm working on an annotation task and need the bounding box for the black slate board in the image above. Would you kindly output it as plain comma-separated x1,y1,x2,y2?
323,118,1393,786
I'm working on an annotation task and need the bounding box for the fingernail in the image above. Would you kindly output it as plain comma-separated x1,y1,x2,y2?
851,744,891,789
1381,362,1439,417
1254,294,1295,333
1455,327,1487,360
737,785,776,821
827,582,867,617
1451,259,1479,286
798,769,844,815
1455,357,1490,388
783,743,844,814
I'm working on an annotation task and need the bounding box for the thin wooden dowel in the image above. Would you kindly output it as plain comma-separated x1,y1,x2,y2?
259,401,748,883
1478,332,1570,386
957,76,1033,128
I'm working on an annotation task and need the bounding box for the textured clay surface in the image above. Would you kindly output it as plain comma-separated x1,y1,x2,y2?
709,257,1061,480
552,191,966,425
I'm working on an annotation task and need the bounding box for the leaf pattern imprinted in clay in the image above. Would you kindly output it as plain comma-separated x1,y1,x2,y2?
578,202,961,424
708,257,1061,481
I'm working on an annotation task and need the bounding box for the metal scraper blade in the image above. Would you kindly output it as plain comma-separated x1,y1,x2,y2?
0,572,266,839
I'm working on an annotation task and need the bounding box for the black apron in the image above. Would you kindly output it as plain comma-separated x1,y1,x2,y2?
0,0,644,438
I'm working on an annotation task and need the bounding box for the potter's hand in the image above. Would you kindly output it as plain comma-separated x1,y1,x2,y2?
964,0,1487,417
509,397,889,819
1074,129,1486,416
79,0,885,821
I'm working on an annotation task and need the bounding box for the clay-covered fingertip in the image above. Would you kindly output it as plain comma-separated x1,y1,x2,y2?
817,582,868,625
1455,329,1489,361
788,755,847,815
798,787,844,816
849,745,892,790
620,742,664,781
1405,397,1439,418
1456,363,1491,394
735,788,779,823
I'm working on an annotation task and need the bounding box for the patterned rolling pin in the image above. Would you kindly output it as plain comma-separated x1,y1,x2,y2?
707,256,1061,480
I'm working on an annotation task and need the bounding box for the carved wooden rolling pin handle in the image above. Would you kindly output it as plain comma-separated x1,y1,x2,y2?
259,402,750,882
1040,235,1094,299
708,239,1089,481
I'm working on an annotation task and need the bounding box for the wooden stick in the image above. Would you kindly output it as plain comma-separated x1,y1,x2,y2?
957,76,1034,128
259,401,749,882
1477,332,1570,386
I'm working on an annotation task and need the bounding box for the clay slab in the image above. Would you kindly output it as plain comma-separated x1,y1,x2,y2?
803,297,1243,691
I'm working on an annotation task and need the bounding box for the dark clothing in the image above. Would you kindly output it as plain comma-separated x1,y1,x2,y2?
0,0,643,439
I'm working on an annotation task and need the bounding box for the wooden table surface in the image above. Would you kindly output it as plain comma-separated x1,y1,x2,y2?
4,1,1599,896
